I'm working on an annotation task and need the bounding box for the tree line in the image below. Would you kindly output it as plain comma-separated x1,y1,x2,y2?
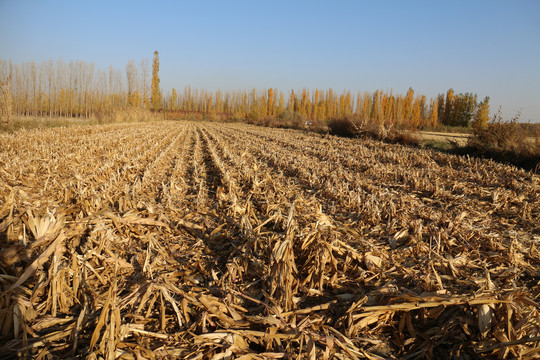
0,55,490,130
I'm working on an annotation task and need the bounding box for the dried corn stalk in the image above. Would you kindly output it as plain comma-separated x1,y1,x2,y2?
0,121,538,359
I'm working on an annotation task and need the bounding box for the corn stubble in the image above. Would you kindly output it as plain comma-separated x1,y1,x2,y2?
0,121,539,359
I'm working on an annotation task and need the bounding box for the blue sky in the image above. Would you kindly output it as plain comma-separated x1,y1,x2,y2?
1,0,539,122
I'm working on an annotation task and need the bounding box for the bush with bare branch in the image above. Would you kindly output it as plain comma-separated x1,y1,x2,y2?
468,109,540,170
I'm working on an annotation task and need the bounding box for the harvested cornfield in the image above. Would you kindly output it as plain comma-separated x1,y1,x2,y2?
0,121,539,359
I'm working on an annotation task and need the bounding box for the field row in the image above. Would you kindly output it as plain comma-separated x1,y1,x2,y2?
0,121,538,359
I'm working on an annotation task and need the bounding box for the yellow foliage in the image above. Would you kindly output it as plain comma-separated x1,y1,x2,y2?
0,79,12,124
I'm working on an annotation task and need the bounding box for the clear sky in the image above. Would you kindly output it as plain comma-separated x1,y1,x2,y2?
1,0,539,122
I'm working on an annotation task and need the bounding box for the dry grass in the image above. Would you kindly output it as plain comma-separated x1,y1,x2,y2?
0,121,539,359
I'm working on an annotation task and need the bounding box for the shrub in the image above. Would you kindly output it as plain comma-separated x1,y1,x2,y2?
275,110,306,129
468,110,540,171
469,111,531,155
327,117,356,137
389,128,420,146
308,118,329,133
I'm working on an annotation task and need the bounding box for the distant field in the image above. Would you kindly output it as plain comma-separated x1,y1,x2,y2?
0,121,539,358
420,131,471,146
419,130,537,148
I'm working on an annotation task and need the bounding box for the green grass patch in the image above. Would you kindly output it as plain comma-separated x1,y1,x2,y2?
421,140,456,152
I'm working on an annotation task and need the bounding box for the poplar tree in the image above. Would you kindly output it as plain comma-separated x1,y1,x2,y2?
473,97,490,132
301,89,309,117
171,88,178,111
140,59,151,109
126,60,140,108
288,90,296,112
267,88,273,115
437,94,445,125
344,91,352,116
419,95,427,122
443,88,455,125
411,97,421,128
313,89,320,120
277,91,285,114
403,87,415,124
371,90,380,121
429,99,438,128
151,51,161,111
0,78,12,124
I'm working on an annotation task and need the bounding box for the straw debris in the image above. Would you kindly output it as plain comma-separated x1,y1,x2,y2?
0,121,539,359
